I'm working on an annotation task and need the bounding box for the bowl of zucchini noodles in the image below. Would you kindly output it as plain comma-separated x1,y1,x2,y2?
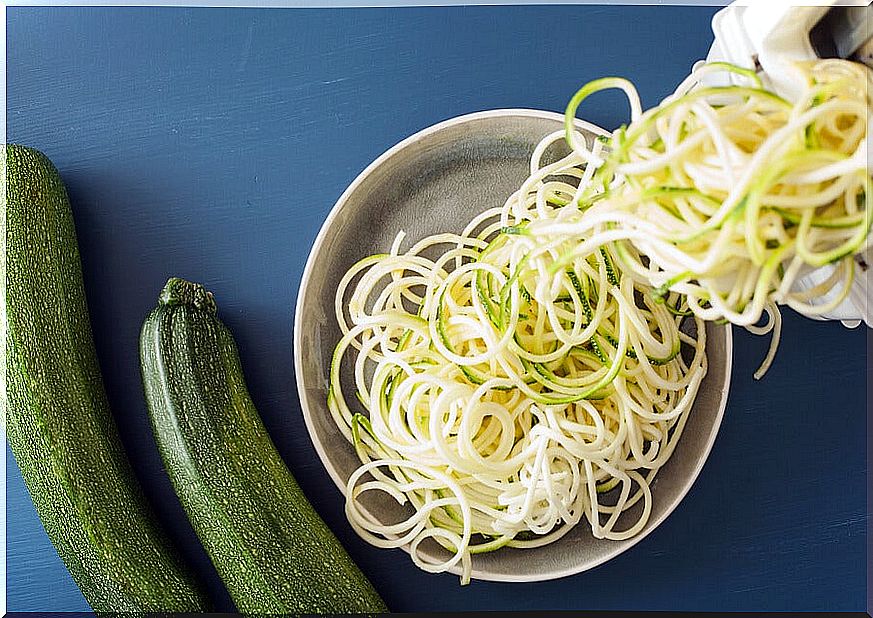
295,108,733,582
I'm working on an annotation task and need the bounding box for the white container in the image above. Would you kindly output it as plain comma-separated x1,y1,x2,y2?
703,1,872,328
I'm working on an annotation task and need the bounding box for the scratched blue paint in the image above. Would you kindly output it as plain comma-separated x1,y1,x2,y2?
5,6,867,613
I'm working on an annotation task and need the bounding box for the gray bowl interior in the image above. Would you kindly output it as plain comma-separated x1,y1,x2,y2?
295,109,731,582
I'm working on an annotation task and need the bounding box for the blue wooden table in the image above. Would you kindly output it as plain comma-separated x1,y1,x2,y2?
6,6,868,613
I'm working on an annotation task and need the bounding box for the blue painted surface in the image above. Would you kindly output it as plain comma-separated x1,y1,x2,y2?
5,6,867,613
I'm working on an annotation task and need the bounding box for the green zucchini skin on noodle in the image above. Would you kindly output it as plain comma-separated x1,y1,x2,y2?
3,145,211,612
139,278,388,614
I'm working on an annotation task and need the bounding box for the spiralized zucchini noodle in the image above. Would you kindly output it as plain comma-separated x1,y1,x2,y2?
328,59,871,583
552,59,871,376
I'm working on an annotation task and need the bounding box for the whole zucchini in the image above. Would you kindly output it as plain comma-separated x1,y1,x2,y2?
139,277,388,614
2,144,211,612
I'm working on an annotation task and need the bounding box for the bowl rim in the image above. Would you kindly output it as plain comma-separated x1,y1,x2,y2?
293,107,733,582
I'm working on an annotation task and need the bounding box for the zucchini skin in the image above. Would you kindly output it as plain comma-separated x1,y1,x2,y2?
2,144,212,612
140,278,388,615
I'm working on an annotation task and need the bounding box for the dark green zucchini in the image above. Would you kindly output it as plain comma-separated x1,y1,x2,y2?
139,277,388,614
2,144,211,612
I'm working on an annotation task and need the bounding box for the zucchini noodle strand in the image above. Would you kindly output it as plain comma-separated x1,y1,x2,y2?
328,59,870,583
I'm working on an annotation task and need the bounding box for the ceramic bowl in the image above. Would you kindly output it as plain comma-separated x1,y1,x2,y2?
294,109,732,582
